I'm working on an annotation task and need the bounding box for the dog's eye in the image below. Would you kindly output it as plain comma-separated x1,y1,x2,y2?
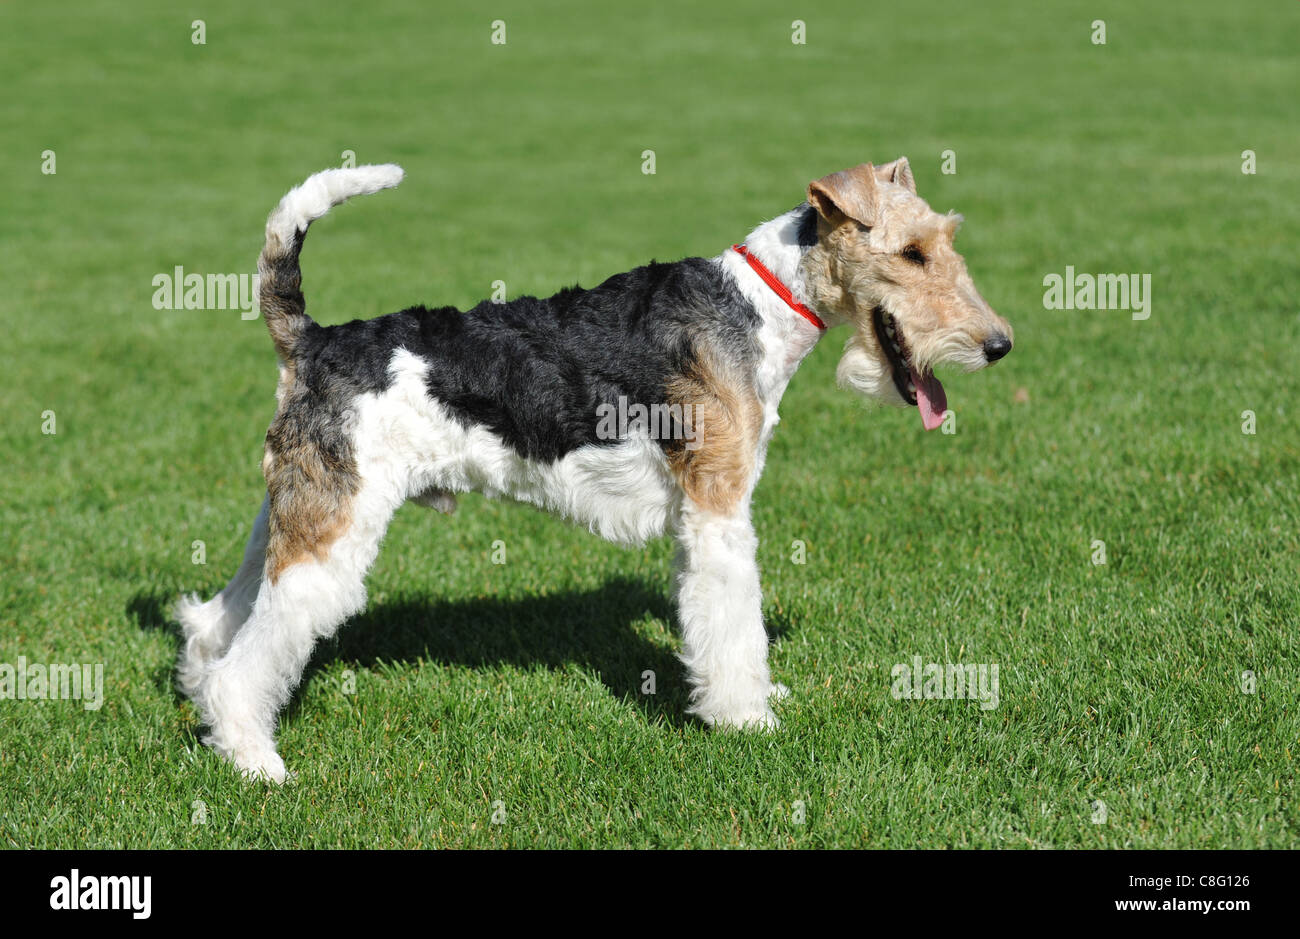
901,245,926,265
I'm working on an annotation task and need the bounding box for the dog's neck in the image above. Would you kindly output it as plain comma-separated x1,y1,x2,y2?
717,204,832,408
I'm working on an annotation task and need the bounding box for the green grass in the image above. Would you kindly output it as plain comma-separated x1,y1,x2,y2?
1,0,1297,848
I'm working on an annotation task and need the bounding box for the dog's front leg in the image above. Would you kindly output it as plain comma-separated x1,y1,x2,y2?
674,498,781,730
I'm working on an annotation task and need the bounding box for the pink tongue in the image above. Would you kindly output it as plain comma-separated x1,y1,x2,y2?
911,367,947,431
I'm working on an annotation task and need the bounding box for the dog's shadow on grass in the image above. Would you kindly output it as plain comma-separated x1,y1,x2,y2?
131,575,788,729
306,576,692,726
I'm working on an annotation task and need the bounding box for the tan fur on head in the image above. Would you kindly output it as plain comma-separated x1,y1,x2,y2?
873,157,916,194
798,159,1012,405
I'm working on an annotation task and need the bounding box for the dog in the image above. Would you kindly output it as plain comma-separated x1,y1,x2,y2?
177,159,1012,782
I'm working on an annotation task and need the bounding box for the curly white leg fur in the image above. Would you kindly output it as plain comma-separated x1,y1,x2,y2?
175,497,270,698
674,500,779,730
188,486,394,783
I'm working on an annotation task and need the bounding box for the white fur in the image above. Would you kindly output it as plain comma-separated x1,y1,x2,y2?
175,497,269,699
836,330,896,402
265,164,405,246
193,502,383,782
673,497,777,728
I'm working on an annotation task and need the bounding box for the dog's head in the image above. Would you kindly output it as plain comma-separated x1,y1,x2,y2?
798,159,1012,429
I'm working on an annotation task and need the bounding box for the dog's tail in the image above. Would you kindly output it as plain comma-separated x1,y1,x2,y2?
258,164,404,359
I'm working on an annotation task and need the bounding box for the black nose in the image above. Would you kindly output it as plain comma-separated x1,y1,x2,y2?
983,334,1012,362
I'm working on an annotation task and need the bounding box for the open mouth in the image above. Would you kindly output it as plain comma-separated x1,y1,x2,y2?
871,306,948,431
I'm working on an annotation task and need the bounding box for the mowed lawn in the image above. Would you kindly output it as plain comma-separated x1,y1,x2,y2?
0,0,1296,848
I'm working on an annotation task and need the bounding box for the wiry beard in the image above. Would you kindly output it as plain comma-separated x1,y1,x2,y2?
905,327,989,375
835,329,903,405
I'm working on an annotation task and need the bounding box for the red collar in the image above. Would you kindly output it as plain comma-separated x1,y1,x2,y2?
731,244,826,330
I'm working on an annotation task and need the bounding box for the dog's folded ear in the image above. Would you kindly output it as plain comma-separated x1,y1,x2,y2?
874,156,916,194
807,163,882,227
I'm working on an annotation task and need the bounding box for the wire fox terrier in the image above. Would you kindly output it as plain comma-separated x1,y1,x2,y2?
177,159,1013,782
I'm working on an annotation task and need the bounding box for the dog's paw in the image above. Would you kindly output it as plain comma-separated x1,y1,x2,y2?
701,705,780,732
233,748,288,785
769,682,791,701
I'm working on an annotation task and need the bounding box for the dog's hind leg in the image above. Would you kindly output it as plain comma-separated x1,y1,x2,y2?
192,483,396,783
186,163,408,781
175,496,269,698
